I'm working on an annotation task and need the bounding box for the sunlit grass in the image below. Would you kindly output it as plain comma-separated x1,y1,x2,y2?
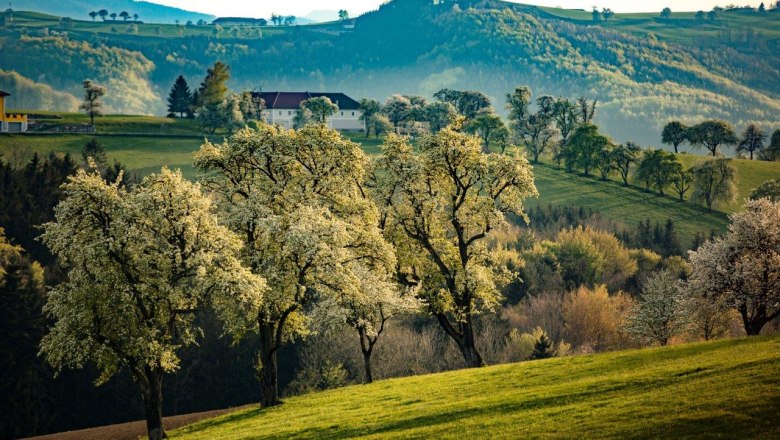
171,335,780,439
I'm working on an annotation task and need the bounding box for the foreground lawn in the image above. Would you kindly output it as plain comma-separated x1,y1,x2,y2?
171,336,780,439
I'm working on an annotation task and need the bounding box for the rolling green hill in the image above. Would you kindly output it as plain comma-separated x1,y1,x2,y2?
0,1,778,145
4,114,778,243
170,335,780,439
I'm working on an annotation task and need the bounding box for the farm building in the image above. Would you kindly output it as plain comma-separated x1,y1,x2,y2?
0,91,28,132
254,92,364,131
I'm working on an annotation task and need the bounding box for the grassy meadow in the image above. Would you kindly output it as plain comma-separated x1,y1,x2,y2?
171,335,780,439
3,114,778,243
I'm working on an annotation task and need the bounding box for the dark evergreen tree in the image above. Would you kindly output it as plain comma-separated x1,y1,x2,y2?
530,330,555,360
81,138,107,168
167,75,193,118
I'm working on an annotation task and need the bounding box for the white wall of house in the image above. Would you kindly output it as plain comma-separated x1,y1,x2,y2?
264,108,364,131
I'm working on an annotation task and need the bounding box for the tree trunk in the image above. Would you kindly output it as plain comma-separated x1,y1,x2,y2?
142,368,166,440
258,323,281,408
362,350,373,384
435,313,485,368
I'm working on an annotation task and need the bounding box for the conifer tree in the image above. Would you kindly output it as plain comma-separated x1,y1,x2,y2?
166,75,193,118
530,329,554,360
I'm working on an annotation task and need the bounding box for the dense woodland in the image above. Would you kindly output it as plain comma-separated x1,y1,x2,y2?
0,0,779,144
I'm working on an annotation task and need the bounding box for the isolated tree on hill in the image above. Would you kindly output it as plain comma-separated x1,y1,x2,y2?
358,98,381,137
602,8,615,20
338,9,349,20
612,141,641,186
195,124,393,407
568,123,608,177
530,329,555,360
284,16,296,26
466,108,505,152
662,121,689,153
707,9,718,20
383,95,412,131
688,199,780,335
625,271,689,346
690,158,736,211
737,124,766,160
759,2,766,12
750,179,780,202
372,128,537,368
110,13,117,20
695,10,706,21
89,11,97,21
133,13,139,21
167,75,193,118
79,80,106,126
424,101,458,134
688,120,737,156
98,9,108,20
197,61,231,109
316,275,418,384
302,96,338,124
119,11,129,21
40,168,262,440
592,7,601,21
660,7,672,18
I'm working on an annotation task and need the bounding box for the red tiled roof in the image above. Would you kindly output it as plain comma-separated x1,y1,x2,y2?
253,92,361,110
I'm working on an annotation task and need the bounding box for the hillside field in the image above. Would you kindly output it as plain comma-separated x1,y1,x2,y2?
3,114,779,244
170,335,780,439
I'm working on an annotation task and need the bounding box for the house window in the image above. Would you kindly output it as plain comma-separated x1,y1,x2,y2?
288,111,292,116
278,111,282,116
340,111,344,116
352,112,355,116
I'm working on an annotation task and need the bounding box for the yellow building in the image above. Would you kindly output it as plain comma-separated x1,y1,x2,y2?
0,91,28,132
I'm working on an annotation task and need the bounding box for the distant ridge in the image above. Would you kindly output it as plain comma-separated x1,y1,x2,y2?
7,0,215,23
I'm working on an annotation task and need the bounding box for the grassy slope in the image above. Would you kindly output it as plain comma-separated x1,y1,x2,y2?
171,336,780,439
532,5,780,43
677,154,780,213
4,114,779,240
528,163,729,243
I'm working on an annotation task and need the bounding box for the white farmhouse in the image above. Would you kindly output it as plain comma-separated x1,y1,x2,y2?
254,92,364,132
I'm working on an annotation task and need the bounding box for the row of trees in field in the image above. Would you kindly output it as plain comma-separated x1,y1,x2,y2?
663,120,780,160
88,10,140,22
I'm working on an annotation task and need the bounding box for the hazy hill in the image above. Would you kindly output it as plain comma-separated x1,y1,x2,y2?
6,0,214,23
1,0,779,145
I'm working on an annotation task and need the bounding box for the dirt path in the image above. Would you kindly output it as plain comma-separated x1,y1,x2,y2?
23,406,248,440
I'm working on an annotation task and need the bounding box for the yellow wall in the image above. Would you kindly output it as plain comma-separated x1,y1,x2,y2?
0,96,27,122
